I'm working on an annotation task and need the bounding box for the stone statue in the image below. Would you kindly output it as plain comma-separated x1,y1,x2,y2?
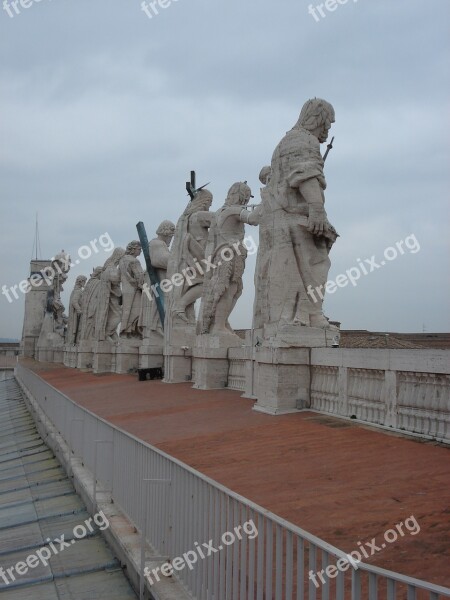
139,221,175,341
50,249,71,337
253,167,272,329
66,275,87,345
36,249,71,356
254,98,339,335
166,189,214,325
199,182,259,337
78,266,103,341
119,241,144,339
95,248,126,343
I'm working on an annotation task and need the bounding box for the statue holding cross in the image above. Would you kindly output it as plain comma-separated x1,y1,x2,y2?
165,171,215,325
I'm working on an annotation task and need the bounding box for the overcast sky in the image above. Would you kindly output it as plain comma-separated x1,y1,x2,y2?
1,0,449,339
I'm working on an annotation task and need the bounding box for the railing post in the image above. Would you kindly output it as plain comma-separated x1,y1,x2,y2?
70,418,84,462
384,370,398,428
338,366,348,417
93,440,114,510
140,478,171,600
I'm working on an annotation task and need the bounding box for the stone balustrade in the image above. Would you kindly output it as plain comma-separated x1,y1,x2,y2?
228,347,450,443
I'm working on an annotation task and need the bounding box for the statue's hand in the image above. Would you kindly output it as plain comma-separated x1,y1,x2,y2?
307,204,326,236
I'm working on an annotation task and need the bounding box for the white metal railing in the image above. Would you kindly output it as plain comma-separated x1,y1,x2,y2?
15,363,450,600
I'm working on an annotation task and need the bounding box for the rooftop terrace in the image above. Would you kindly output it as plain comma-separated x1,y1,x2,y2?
20,358,450,589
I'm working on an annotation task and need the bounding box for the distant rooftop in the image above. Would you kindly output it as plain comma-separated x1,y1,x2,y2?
234,329,450,349
340,330,450,349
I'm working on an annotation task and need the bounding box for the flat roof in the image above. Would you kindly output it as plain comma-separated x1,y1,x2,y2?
0,376,137,599
21,358,450,588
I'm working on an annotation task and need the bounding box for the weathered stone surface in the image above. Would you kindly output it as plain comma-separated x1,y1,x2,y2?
95,248,126,343
193,333,243,389
115,344,139,374
166,190,213,326
191,182,261,390
164,329,195,383
250,99,341,411
76,340,94,370
92,341,117,374
35,251,72,362
263,323,338,348
119,241,144,341
78,267,103,342
164,189,214,382
198,182,258,339
22,259,53,358
139,345,164,370
66,276,87,346
63,344,78,368
253,347,311,415
139,221,175,345
253,98,339,343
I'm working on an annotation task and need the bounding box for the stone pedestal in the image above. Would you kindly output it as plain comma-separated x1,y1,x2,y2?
253,347,311,415
253,325,337,415
193,333,243,390
77,341,94,370
115,341,140,374
239,331,259,399
164,346,193,383
93,341,116,374
263,323,338,348
53,348,64,363
164,327,195,383
63,345,78,368
21,260,52,359
36,345,55,363
240,346,257,399
139,345,164,370
23,337,37,360
35,312,65,364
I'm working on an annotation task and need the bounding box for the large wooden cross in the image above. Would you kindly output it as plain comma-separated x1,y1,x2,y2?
136,221,165,330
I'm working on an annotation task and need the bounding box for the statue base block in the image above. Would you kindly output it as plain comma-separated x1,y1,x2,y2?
36,344,63,364
76,341,94,370
22,336,37,359
263,324,338,348
164,326,196,383
253,347,311,415
53,348,63,363
163,346,193,383
193,333,243,390
93,341,116,374
36,346,51,363
115,343,140,374
139,345,164,370
63,345,78,368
